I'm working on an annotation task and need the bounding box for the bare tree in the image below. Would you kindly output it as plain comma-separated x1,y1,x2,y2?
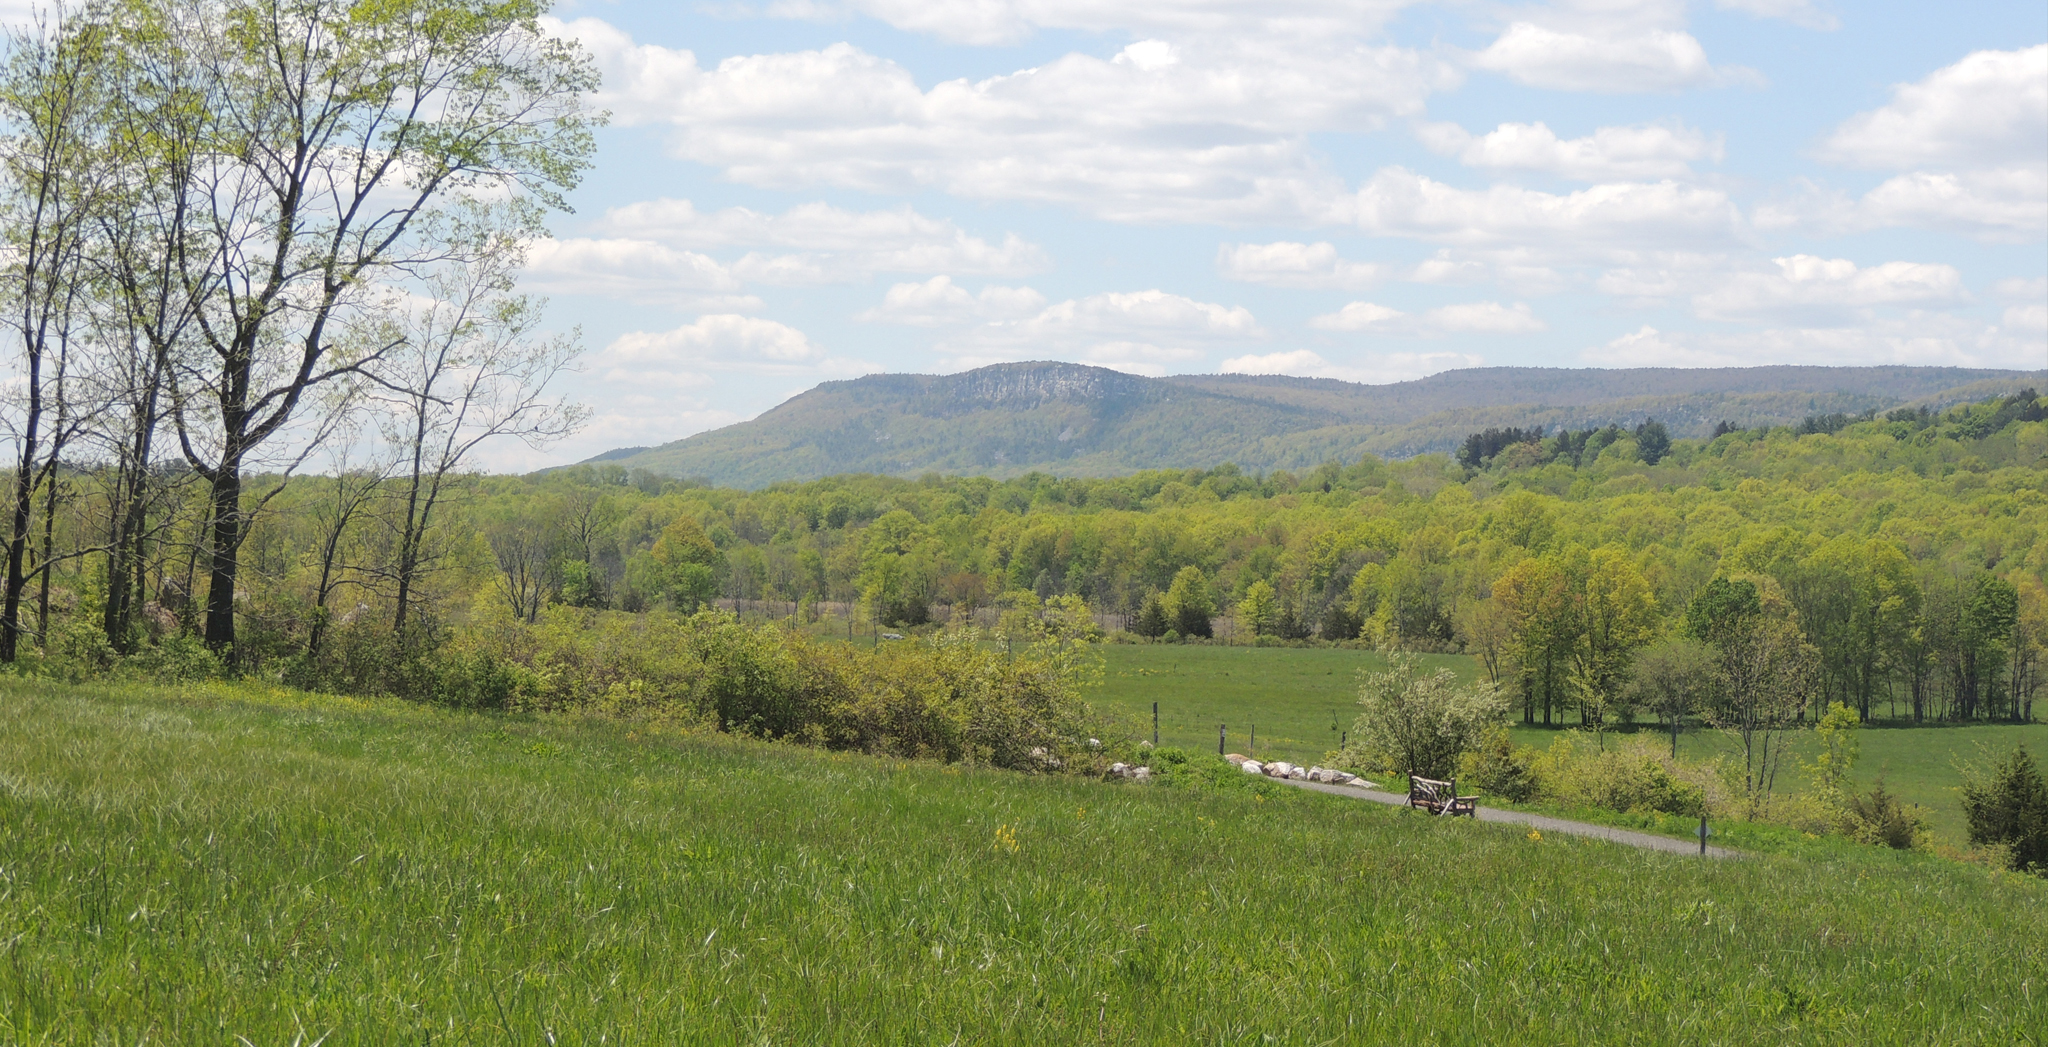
368,226,582,636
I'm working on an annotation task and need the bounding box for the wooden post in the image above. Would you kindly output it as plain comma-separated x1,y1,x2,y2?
1250,723,1255,752
1218,724,1225,755
1152,702,1158,747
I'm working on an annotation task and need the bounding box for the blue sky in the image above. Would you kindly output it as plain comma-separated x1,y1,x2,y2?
502,0,2047,469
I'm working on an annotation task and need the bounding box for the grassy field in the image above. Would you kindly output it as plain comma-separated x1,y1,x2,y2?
1092,644,2048,844
1,677,2043,1043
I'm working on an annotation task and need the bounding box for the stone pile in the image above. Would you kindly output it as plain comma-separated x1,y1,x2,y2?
1223,753,1375,788
1107,762,1152,781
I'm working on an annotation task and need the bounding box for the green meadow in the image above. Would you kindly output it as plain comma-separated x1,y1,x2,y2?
1,676,2043,1044
1092,644,2048,845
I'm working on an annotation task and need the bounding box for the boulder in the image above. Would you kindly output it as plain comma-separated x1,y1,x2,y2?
1223,753,1250,766
1132,767,1151,782
1265,761,1295,778
1287,766,1307,780
1241,760,1264,775
1110,762,1129,776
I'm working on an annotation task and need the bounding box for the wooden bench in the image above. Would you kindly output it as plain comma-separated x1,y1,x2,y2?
1408,776,1478,817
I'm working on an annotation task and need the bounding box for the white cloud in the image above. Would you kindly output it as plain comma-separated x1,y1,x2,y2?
1817,46,2047,170
602,315,828,380
1309,302,1407,331
549,17,1455,222
856,276,1047,326
1693,255,1965,323
1585,315,2044,369
522,239,761,308
1786,47,2048,242
1714,0,1839,31
2004,304,2048,334
1417,120,1722,180
1471,23,1758,93
1309,300,1545,335
1215,241,1383,289
1218,348,1485,384
1350,168,1748,257
596,198,1049,278
1992,277,2048,302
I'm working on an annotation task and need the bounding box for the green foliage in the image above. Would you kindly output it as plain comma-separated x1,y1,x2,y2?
1961,745,2048,873
1165,565,1214,638
1843,781,1930,851
1459,724,1539,801
1340,652,1507,779
1528,735,1713,818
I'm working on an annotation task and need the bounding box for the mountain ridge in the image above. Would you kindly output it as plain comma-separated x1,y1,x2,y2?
582,362,2046,488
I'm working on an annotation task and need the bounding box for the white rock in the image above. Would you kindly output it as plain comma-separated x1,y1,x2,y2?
1287,767,1307,780
1133,767,1151,781
1110,762,1129,775
1224,753,1249,766
1242,760,1264,775
1265,761,1295,778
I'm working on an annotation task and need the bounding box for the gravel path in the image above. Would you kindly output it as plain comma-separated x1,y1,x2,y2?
1278,778,1740,858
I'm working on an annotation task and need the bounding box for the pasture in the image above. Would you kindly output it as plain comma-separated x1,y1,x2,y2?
1092,643,2048,844
0,675,2042,1043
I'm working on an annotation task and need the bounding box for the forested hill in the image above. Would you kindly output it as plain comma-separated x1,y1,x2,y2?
584,362,2043,488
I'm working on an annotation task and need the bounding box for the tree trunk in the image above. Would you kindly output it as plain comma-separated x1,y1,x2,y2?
1,348,42,662
202,464,242,654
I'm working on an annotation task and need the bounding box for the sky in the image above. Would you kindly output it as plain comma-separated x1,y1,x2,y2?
491,0,2042,468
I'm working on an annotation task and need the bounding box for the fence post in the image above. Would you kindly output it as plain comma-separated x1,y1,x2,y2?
1152,702,1159,747
1218,724,1225,755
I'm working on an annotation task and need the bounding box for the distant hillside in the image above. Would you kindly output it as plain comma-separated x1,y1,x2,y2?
584,362,2045,487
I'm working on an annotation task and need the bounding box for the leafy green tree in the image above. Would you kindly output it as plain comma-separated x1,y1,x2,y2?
1239,580,1278,636
1569,546,1660,740
1627,636,1718,757
1165,566,1214,638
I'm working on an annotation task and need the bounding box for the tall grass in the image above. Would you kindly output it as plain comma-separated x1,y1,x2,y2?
0,676,2042,1043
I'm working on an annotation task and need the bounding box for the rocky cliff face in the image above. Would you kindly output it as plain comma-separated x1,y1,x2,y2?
935,362,1150,408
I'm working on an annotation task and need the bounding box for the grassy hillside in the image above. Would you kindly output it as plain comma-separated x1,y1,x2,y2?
589,362,2044,487
2,677,2041,1043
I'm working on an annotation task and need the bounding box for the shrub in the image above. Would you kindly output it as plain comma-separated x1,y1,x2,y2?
1960,745,2048,874
1459,724,1538,802
1843,781,1930,851
1529,735,1714,818
1335,653,1506,780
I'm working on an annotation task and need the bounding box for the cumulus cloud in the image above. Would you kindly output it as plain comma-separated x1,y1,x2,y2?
1817,46,2047,170
595,199,1048,278
1417,120,1722,181
1783,47,2048,242
1692,255,1965,323
1585,315,2044,369
1218,348,1485,384
1471,23,1758,93
522,239,761,308
548,17,1455,222
1215,241,1384,289
602,315,828,382
1350,168,1748,257
856,276,1047,326
1309,300,1546,335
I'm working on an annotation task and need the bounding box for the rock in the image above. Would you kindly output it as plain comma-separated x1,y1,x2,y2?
1224,753,1249,766
1133,767,1151,781
1287,767,1307,780
1110,762,1129,776
1241,760,1264,775
1265,761,1295,778
1087,738,1102,750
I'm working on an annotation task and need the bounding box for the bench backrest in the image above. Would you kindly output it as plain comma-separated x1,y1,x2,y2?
1410,776,1455,802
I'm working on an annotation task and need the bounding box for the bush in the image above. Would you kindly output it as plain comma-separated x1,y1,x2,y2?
1459,725,1538,801
1843,781,1930,851
1960,745,2048,874
1529,735,1714,818
1334,653,1506,780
